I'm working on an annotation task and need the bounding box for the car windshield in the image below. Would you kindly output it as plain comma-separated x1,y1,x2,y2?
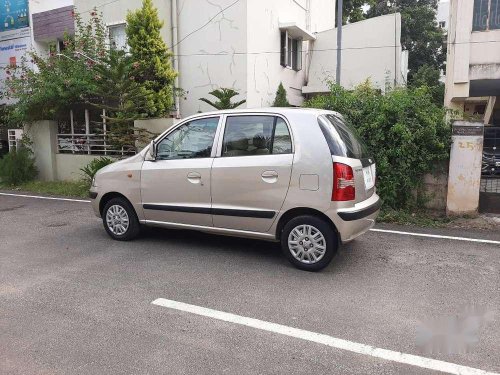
318,114,371,159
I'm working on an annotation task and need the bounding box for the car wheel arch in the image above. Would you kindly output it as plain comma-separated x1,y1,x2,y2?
99,192,137,218
275,207,339,241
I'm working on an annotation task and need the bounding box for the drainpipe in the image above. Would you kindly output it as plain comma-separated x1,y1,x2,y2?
171,0,181,119
305,0,311,85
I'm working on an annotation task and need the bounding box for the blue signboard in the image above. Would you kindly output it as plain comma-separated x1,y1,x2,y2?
0,0,29,33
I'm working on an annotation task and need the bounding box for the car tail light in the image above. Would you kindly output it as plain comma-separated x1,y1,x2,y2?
332,163,355,201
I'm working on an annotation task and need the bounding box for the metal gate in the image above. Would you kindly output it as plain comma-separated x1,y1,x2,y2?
479,126,500,213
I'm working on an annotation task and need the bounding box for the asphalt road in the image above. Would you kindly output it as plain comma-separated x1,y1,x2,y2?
1,193,499,375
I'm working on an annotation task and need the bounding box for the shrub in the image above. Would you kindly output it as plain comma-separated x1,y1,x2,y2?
80,157,115,186
304,82,451,210
273,82,290,107
0,149,37,185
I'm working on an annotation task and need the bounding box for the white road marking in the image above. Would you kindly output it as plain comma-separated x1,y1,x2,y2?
152,298,499,375
370,228,500,245
1,192,499,246
0,192,91,203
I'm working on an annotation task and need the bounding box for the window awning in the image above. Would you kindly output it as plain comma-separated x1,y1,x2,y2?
279,22,316,41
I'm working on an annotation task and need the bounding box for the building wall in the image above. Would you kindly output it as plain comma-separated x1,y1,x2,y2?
304,13,406,94
246,0,313,108
73,0,335,115
437,1,450,30
444,0,500,110
176,0,248,115
73,0,172,48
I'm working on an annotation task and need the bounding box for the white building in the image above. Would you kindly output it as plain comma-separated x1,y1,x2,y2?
437,0,450,31
445,0,500,125
303,13,407,95
74,0,405,117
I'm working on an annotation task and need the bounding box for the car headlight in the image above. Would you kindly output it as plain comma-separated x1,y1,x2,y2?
91,177,97,187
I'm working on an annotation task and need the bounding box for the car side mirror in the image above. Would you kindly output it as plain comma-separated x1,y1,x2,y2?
148,140,156,160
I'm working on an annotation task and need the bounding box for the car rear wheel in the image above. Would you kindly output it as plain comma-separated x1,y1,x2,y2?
281,215,338,271
102,198,140,241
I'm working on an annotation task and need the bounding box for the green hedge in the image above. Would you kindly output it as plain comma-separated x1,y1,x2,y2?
304,82,451,209
0,148,37,185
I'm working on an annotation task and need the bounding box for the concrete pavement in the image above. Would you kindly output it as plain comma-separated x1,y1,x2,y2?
0,194,499,374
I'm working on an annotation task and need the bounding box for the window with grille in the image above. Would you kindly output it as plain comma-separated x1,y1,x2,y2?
473,0,500,31
108,23,128,51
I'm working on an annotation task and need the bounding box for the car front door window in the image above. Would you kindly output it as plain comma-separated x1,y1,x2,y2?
156,117,219,160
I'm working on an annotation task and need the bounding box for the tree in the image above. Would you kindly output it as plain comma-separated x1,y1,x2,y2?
272,83,290,107
87,49,156,148
199,88,246,110
126,0,177,117
336,0,375,25
366,0,446,81
409,64,444,105
1,10,104,124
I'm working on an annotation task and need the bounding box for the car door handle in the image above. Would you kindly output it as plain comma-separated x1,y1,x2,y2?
187,172,202,184
262,170,278,183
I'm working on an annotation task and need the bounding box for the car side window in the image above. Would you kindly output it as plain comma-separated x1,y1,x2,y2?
222,116,292,157
272,119,292,154
156,117,219,160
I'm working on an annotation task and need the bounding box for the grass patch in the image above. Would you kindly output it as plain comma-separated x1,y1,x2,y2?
378,208,453,228
0,180,89,198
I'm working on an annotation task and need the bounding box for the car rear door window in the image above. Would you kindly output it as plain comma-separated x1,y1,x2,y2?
222,116,292,157
318,114,370,159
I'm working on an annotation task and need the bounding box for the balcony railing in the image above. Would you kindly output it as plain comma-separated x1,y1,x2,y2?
57,134,136,156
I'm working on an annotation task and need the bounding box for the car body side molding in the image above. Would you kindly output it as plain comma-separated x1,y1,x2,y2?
143,204,276,219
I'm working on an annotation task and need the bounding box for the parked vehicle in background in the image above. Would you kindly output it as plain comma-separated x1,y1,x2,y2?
0,140,8,158
89,108,380,271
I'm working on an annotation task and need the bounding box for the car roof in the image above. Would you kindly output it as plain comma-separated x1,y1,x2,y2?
181,107,341,121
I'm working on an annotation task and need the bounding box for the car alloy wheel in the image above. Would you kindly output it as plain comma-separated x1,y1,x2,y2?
105,204,130,236
287,224,327,264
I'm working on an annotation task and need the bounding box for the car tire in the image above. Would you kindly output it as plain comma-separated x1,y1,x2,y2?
281,215,338,271
102,197,141,241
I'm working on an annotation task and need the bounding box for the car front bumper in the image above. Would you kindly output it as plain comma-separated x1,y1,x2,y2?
89,189,101,218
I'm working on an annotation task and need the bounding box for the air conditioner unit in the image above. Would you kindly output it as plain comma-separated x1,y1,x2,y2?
8,129,24,151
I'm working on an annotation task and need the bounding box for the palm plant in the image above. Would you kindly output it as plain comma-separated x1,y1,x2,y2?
199,88,246,110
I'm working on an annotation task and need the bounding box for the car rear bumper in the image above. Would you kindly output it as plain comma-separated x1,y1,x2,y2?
326,193,381,243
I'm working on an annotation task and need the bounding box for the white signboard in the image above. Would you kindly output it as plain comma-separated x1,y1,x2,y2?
0,26,30,42
0,35,32,102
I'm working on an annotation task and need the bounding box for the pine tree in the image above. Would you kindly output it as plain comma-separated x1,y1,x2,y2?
87,49,156,149
126,0,177,117
272,83,290,107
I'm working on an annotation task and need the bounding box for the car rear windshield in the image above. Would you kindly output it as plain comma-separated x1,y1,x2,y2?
318,114,371,159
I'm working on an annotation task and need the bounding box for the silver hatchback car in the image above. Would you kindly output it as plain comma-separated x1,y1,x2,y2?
89,108,380,271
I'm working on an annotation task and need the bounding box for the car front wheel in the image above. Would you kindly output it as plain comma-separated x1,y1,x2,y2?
102,197,140,241
281,215,338,271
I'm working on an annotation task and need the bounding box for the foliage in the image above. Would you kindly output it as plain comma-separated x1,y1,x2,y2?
304,81,451,209
366,0,446,81
272,83,290,107
126,0,177,117
338,0,375,25
86,49,157,149
1,10,105,124
409,64,444,106
199,88,246,110
79,156,115,185
378,208,452,227
0,148,37,185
